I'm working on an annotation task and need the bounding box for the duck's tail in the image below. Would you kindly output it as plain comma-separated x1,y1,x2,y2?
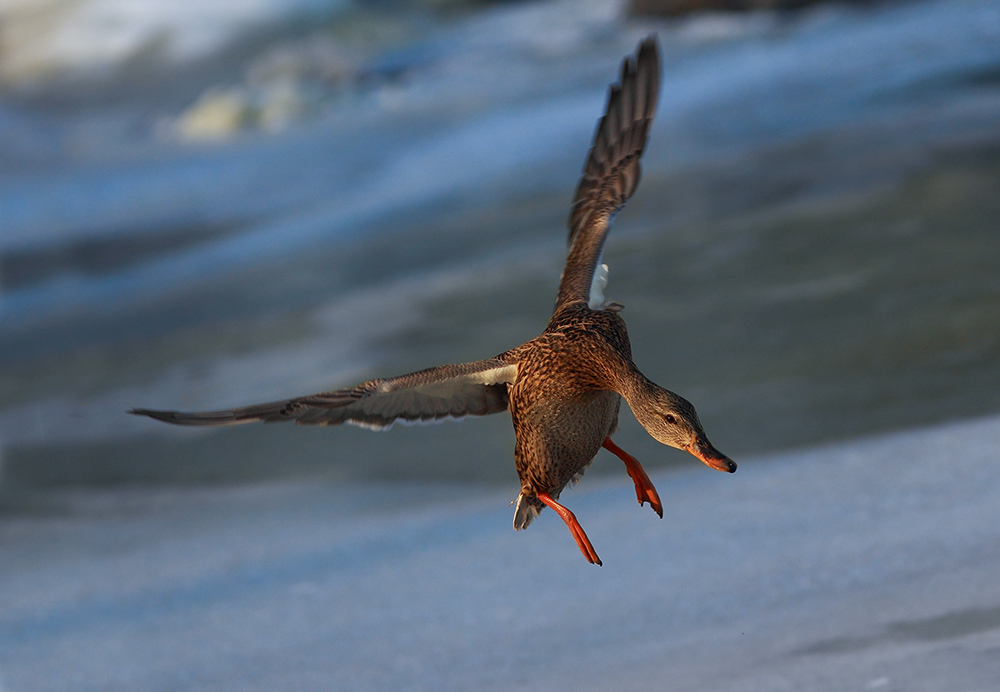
512,493,542,530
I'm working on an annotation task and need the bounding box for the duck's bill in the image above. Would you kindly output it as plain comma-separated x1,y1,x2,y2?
686,437,737,473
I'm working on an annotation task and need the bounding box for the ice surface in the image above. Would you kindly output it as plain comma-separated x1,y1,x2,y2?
1,414,998,691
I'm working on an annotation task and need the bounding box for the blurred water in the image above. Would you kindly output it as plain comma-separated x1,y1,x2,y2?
1,0,999,489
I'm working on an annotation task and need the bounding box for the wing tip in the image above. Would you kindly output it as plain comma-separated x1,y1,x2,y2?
130,407,171,421
566,35,661,243
129,407,244,427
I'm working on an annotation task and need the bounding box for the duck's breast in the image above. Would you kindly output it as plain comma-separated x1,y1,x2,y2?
512,388,621,495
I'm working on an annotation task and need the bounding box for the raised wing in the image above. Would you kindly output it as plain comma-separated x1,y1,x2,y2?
132,359,517,431
555,36,660,310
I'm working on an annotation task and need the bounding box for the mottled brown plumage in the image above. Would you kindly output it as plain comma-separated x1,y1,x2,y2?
132,36,736,566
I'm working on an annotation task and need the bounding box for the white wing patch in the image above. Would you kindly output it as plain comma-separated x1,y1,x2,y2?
588,262,609,310
465,364,518,386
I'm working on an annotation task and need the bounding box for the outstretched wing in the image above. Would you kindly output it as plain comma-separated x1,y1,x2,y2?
555,36,660,310
132,359,517,431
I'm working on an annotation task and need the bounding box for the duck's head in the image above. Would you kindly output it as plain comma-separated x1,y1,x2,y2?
630,382,736,473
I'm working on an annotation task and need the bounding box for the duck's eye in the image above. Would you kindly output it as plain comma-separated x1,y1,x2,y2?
665,414,676,424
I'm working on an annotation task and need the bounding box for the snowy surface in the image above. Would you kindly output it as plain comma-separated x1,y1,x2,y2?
2,414,999,691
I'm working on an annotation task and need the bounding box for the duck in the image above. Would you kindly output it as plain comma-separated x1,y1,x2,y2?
132,36,736,566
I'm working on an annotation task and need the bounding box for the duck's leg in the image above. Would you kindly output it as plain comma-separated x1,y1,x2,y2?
602,437,663,518
536,491,602,566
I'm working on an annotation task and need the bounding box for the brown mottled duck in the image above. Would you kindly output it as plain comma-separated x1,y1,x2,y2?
133,36,736,566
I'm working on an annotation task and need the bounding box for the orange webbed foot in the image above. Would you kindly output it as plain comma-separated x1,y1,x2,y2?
603,436,663,518
536,491,602,566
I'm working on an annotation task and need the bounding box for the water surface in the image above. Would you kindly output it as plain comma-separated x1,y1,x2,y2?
2,0,999,490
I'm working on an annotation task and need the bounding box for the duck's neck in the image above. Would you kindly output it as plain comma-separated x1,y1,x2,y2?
618,369,665,433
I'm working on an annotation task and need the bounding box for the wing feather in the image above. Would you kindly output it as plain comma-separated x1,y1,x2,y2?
132,359,517,431
556,36,660,310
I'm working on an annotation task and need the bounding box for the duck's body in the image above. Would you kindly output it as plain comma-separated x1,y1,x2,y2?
133,37,735,566
505,305,630,528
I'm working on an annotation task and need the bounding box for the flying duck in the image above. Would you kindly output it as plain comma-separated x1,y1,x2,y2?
133,36,736,565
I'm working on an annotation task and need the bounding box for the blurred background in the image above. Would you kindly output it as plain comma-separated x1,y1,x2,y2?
2,2,1000,691
2,0,998,496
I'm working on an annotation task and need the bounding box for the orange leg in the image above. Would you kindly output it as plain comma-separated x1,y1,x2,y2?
536,491,602,566
602,437,663,518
